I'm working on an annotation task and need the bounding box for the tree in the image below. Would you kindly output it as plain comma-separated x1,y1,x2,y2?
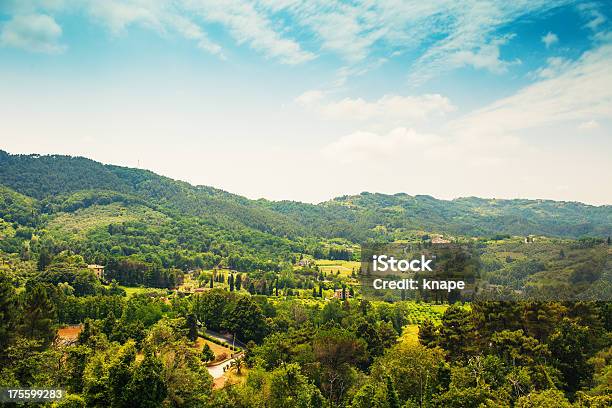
350,382,387,408
491,329,549,367
37,247,52,271
0,272,19,358
186,313,198,342
108,341,136,408
386,375,401,408
235,274,242,291
548,318,596,394
418,318,438,348
54,394,87,408
229,274,235,291
201,343,215,363
193,289,232,332
313,328,368,404
224,297,267,343
229,356,244,375
439,305,475,361
125,350,167,407
20,284,56,347
63,345,92,393
516,389,572,408
370,342,446,407
268,363,324,408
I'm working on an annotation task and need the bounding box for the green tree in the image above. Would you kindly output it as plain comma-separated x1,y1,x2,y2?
186,313,198,341
201,343,215,363
20,284,56,347
224,297,267,343
370,342,446,407
37,247,52,271
515,389,572,408
268,363,325,408
108,341,136,408
418,318,438,348
439,305,474,361
125,350,167,408
0,272,19,358
229,356,244,375
386,375,400,408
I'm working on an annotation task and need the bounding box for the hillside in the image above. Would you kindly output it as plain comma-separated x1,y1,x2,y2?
1,150,611,245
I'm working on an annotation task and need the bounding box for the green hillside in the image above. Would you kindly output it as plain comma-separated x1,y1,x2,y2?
1,150,610,244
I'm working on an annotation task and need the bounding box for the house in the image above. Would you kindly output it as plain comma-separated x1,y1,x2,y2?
87,264,105,280
431,236,451,244
333,288,351,300
297,259,311,267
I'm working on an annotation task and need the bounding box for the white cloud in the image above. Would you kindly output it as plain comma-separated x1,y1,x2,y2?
298,92,455,122
165,14,224,57
321,127,443,164
541,31,558,48
86,1,164,34
295,89,326,105
0,13,65,53
578,119,600,130
0,0,582,78
449,35,520,74
452,41,612,136
530,56,572,79
321,126,522,170
183,0,314,64
578,3,607,31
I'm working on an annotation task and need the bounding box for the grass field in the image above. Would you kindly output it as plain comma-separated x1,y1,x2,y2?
314,260,361,277
117,285,151,296
195,337,233,363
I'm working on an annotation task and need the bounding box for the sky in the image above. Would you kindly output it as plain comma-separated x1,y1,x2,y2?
0,1,611,205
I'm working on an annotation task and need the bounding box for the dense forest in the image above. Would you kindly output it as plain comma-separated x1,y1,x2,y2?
0,150,610,407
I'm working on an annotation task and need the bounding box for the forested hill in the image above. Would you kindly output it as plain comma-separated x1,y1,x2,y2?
1,150,611,242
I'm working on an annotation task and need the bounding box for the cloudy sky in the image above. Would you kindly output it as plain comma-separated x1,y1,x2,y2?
1,1,611,205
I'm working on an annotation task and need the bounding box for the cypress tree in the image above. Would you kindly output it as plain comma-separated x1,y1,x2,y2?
236,274,242,291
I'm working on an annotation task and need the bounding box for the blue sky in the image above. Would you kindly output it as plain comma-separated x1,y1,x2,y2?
1,1,611,205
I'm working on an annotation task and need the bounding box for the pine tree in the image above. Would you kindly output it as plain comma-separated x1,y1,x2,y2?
186,313,198,341
37,247,52,271
312,287,317,297
201,343,215,363
229,274,235,291
318,285,323,297
418,318,438,348
236,274,242,291
20,284,56,347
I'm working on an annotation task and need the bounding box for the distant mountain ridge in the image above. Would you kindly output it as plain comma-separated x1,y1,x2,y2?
1,150,610,240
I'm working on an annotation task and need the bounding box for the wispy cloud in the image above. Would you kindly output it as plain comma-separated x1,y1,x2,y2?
297,92,455,123
1,0,583,78
0,13,66,53
578,119,600,130
453,40,612,135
